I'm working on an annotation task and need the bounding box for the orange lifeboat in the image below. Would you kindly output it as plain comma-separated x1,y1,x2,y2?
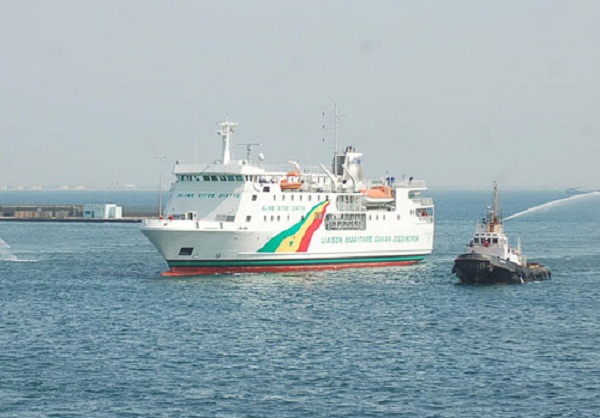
360,186,394,203
280,171,302,190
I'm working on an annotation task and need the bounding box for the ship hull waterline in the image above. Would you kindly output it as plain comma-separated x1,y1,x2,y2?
163,255,426,276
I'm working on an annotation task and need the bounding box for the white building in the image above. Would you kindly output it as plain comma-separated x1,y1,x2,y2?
83,203,123,219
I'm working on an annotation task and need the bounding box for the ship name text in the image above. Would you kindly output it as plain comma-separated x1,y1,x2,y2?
321,235,420,244
176,193,241,199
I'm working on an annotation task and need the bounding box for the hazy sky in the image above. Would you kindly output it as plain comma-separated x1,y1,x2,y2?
2,1,599,189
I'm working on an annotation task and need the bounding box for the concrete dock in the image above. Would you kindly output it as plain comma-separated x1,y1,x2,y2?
0,204,157,223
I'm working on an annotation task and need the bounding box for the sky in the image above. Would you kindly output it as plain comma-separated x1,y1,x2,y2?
1,0,599,189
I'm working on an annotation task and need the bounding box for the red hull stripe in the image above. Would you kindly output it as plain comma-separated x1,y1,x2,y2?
163,257,425,276
297,203,328,252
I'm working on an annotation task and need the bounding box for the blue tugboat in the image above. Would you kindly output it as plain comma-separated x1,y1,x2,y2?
452,183,551,285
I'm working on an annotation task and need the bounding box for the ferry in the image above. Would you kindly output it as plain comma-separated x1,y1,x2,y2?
452,183,551,284
141,120,435,276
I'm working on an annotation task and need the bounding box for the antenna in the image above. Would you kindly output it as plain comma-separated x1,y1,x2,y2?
238,143,262,164
194,108,201,163
492,181,500,224
322,103,345,176
155,155,166,217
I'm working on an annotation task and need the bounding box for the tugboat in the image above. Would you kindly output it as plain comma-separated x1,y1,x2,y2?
452,183,551,285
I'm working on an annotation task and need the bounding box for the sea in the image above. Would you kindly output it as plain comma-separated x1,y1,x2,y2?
1,189,599,417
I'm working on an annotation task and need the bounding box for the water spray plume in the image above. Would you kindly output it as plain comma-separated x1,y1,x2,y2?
504,191,600,221
0,237,18,261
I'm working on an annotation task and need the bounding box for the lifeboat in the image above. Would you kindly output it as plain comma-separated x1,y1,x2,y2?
280,170,302,190
360,186,394,203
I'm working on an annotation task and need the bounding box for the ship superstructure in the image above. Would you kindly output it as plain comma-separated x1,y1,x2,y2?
141,121,435,276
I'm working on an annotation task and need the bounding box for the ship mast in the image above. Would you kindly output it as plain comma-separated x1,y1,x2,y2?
218,121,238,165
334,103,339,176
492,181,500,225
323,104,344,176
487,181,504,233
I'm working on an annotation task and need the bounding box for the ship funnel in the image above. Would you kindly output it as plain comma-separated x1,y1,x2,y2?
333,146,363,190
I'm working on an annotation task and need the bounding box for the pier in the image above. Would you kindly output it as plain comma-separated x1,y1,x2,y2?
0,204,159,223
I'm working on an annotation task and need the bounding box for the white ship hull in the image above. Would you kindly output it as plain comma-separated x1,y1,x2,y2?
142,212,433,275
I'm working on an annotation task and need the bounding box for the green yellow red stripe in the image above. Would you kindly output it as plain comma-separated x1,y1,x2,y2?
258,200,330,253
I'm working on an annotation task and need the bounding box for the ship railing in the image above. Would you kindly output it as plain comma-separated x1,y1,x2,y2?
412,197,434,206
394,179,427,189
365,179,427,189
260,164,325,175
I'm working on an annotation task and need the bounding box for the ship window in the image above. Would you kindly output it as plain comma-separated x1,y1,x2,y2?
203,175,210,181
263,186,270,192
277,215,280,221
397,215,400,220
179,247,193,256
273,195,277,201
236,175,243,181
291,195,294,201
227,175,235,181
308,195,312,201
210,175,218,181
264,215,267,221
270,215,274,221
325,213,367,231
252,195,257,201
474,238,480,243
282,195,285,201
492,238,498,244
218,175,226,181
246,215,251,222
299,195,303,201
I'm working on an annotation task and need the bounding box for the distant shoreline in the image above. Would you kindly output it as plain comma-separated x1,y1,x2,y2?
0,217,143,223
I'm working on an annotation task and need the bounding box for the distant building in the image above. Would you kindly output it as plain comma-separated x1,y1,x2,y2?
83,203,123,219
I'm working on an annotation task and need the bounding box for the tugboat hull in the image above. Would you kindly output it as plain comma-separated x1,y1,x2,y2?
453,253,551,285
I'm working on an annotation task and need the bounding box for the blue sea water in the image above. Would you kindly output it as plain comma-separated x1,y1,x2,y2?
1,190,599,417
